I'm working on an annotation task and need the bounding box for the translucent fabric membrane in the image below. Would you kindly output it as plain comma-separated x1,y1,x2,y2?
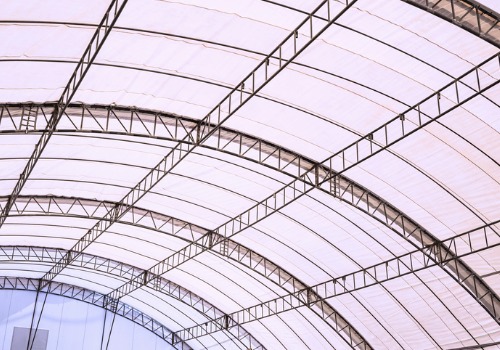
0,0,499,349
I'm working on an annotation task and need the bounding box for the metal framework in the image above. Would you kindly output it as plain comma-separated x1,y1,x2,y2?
175,220,500,341
0,247,265,350
3,194,499,346
0,55,498,344
0,277,191,350
0,0,497,348
0,0,128,227
403,0,500,48
0,195,365,349
39,0,359,288
2,79,499,321
38,0,357,288
26,1,370,348
1,0,498,50
105,52,500,311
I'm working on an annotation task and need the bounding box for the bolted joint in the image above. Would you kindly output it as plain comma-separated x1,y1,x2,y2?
64,251,73,266
105,295,119,313
306,287,316,306
38,278,49,292
196,123,201,144
206,232,213,248
314,165,319,187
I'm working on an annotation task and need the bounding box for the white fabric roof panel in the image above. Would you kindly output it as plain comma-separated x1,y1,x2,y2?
222,98,356,162
52,268,126,295
291,306,354,349
124,288,218,330
0,136,40,195
462,247,500,291
0,0,499,349
0,220,89,249
95,31,262,89
41,134,170,168
340,3,498,69
161,254,285,312
116,0,302,53
0,0,109,24
86,227,164,269
0,263,50,279
0,25,95,61
306,190,418,255
342,149,496,238
19,178,128,203
252,307,348,350
0,61,74,104
122,291,252,350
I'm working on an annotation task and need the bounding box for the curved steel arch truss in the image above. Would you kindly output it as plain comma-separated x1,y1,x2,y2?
266,0,500,48
1,101,498,323
177,220,500,341
0,195,367,349
0,1,497,349
0,246,265,350
6,197,494,344
0,276,191,350
404,0,500,48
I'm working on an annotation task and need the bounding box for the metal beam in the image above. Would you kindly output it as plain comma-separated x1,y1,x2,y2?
0,277,191,350
5,194,499,344
106,52,500,305
0,247,265,350
174,220,500,341
1,195,366,349
2,95,498,321
0,0,128,228
402,0,500,48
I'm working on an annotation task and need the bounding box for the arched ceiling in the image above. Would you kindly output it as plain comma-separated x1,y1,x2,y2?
0,0,499,349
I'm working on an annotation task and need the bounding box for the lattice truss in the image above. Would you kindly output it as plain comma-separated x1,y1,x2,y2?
0,0,499,349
